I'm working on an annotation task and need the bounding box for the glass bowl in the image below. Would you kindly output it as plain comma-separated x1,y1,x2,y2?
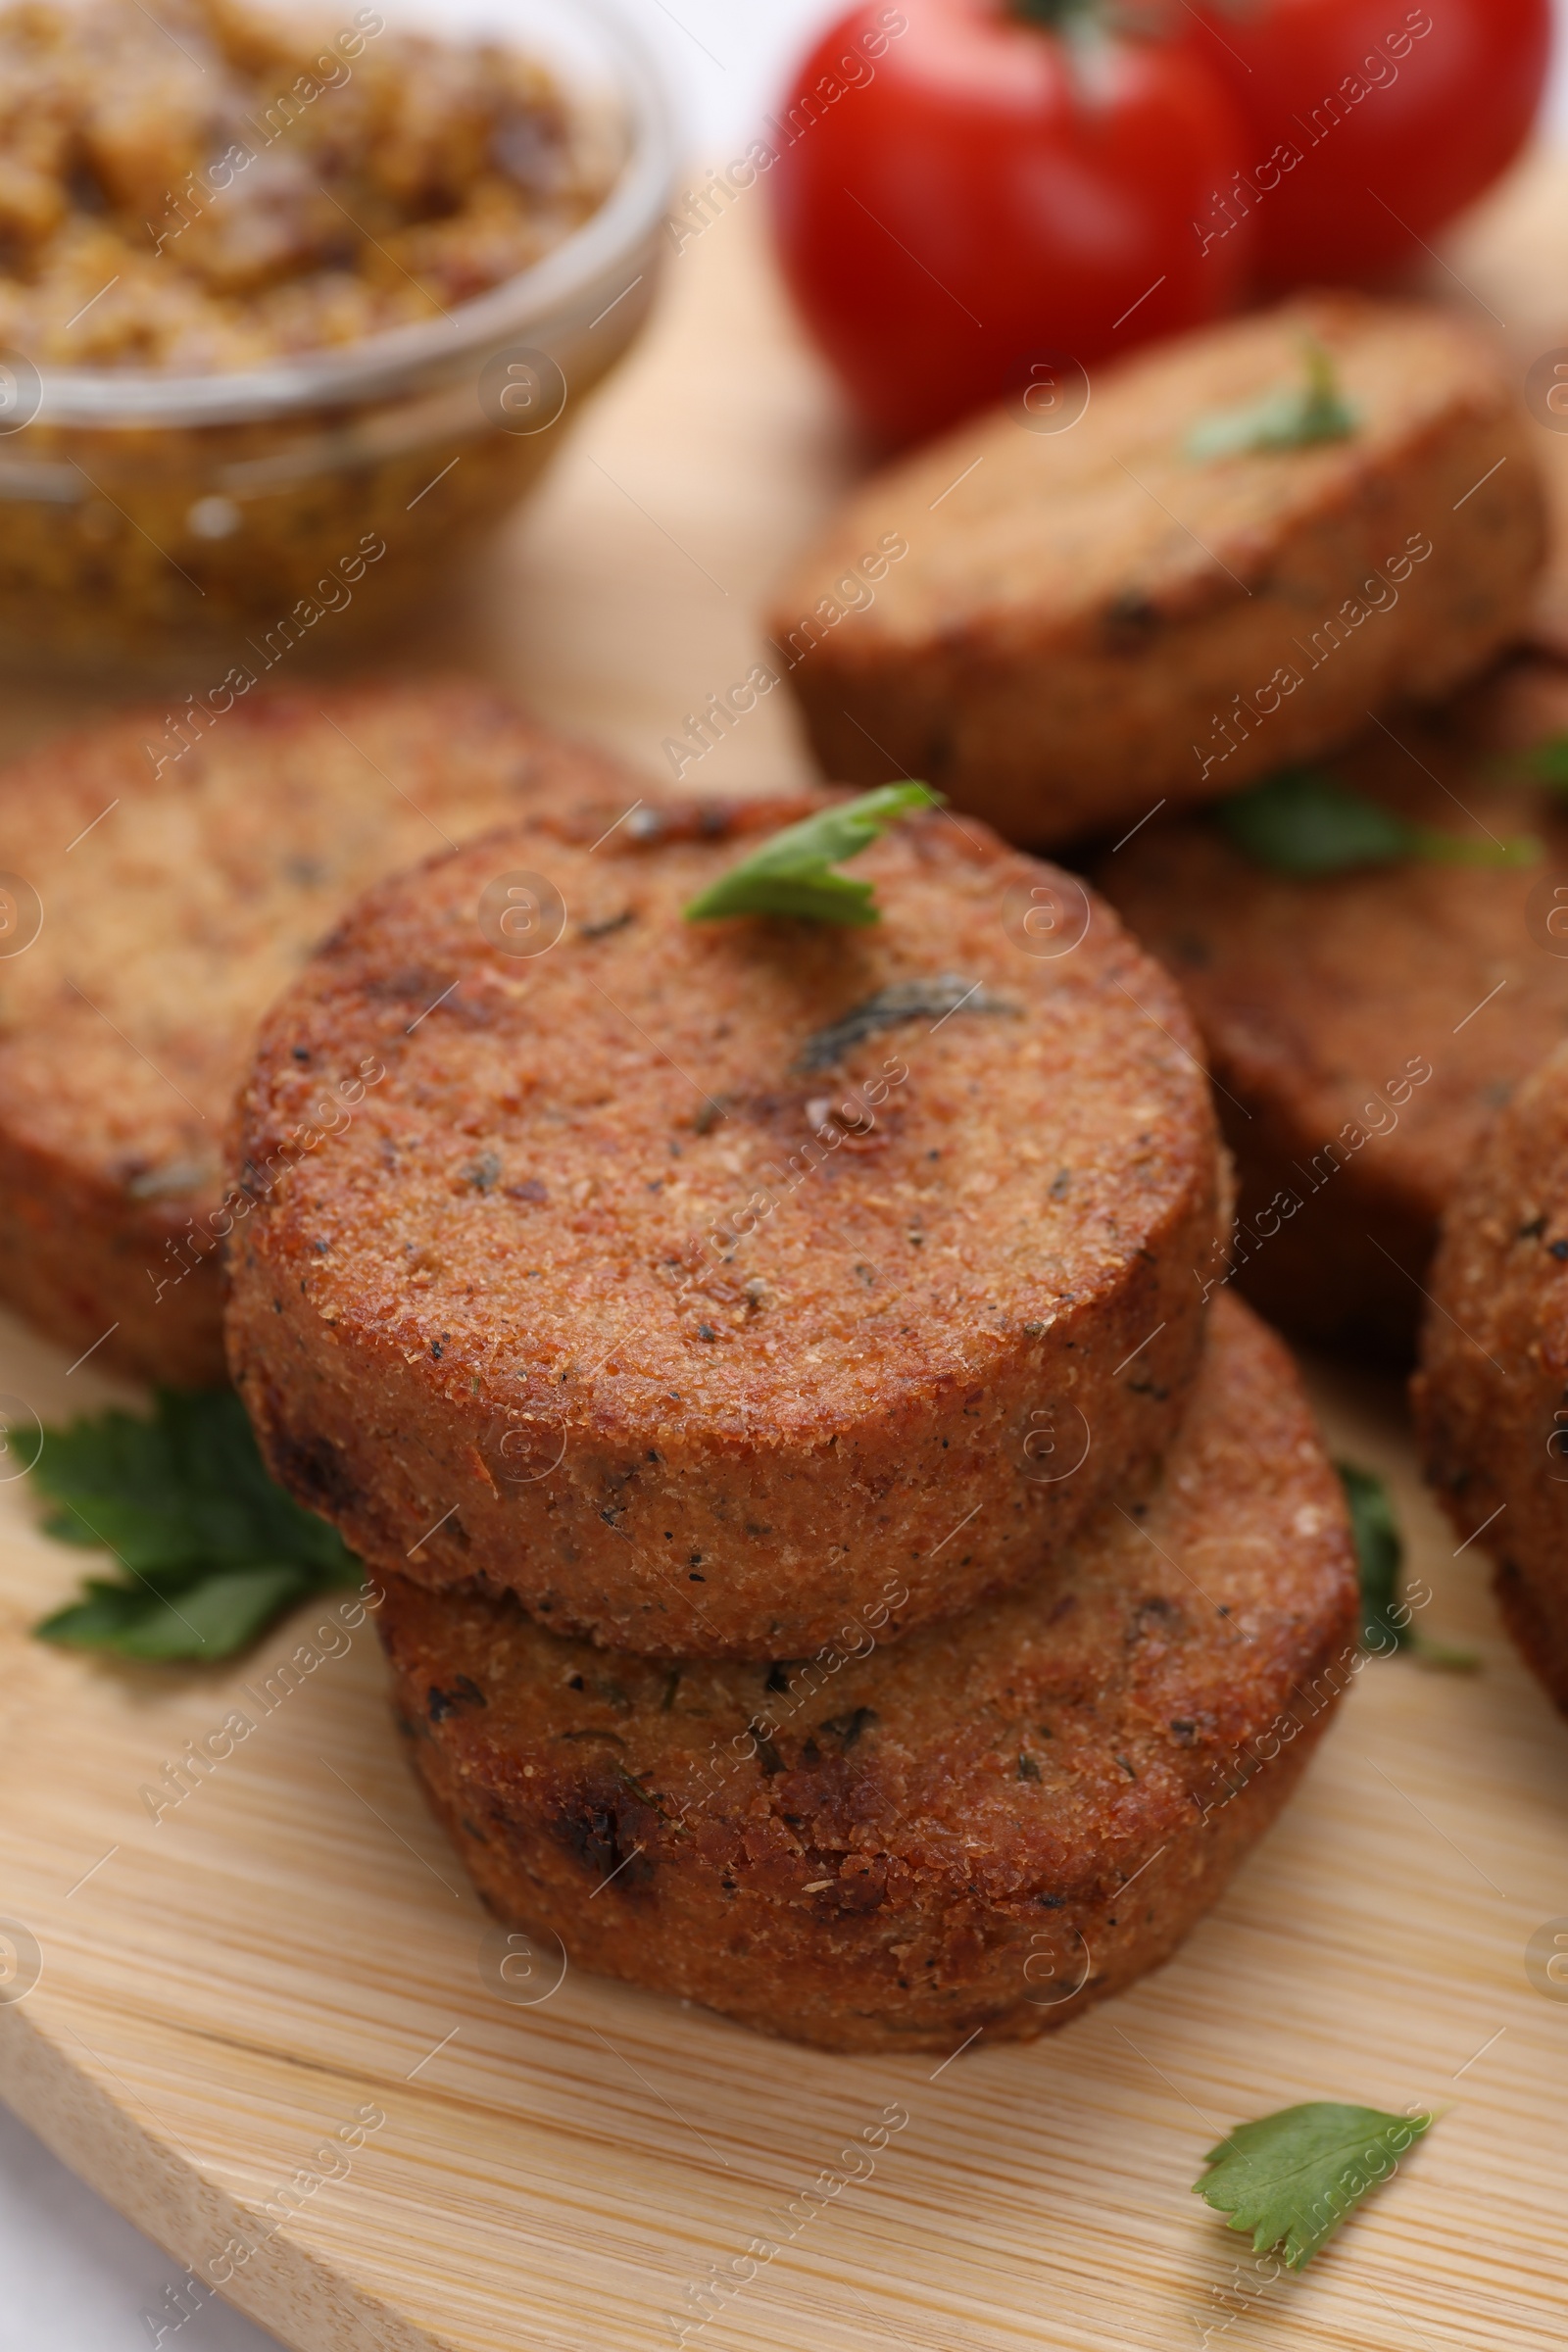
0,0,677,671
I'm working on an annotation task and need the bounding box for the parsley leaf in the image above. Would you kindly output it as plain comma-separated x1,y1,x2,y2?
1187,339,1357,462
1510,732,1568,790
31,1390,360,1662
1216,767,1541,878
1338,1461,1479,1671
683,783,943,926
1339,1461,1403,1649
1195,2102,1431,2269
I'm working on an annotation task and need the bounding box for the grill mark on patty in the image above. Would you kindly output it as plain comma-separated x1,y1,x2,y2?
266,1419,364,1518
548,1777,658,1894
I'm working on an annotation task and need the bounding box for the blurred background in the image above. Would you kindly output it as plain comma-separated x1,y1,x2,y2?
3,0,1567,2342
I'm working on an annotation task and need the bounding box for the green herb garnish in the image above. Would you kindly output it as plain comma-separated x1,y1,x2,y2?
1187,339,1357,462
683,782,942,926
1216,767,1541,878
1338,1461,1479,1671
1195,2103,1432,2270
1341,1461,1405,1651
31,1389,359,1661
1502,732,1568,790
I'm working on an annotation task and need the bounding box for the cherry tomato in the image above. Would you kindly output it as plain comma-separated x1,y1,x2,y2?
1173,0,1550,287
767,0,1254,446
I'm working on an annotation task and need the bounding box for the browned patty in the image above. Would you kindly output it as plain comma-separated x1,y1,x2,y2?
378,1293,1358,2053
1100,664,1568,1360
1414,1039,1568,1715
227,792,1226,1658
1527,423,1568,662
0,681,633,1385
768,294,1543,849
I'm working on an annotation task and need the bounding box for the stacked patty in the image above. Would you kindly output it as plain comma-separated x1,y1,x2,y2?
226,781,1360,2047
226,788,1226,1655
0,681,634,1383
379,1294,1357,2051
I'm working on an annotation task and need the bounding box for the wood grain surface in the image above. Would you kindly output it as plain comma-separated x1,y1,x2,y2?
2,153,1568,2352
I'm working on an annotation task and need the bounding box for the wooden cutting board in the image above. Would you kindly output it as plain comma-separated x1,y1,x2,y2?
3,157,1568,2352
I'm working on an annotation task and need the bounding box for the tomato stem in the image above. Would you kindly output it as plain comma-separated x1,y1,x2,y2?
1009,0,1101,27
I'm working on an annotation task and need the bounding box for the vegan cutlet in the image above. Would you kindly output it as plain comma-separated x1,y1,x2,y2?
770,294,1542,847
378,1295,1359,2052
1101,664,1568,1357
1415,1036,1568,1715
227,787,1227,1657
0,680,636,1383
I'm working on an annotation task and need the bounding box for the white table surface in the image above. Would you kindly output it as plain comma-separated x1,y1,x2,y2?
4,2,1567,2344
